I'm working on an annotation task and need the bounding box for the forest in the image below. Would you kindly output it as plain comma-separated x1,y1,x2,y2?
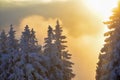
0,21,75,80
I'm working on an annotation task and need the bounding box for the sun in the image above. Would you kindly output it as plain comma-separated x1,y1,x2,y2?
82,0,118,20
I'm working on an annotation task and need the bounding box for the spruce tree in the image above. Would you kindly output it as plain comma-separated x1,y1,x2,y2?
0,30,7,54
44,25,54,57
0,30,9,80
44,25,63,80
6,25,19,53
0,25,20,80
29,28,41,53
54,20,75,80
6,25,19,79
96,2,120,80
20,25,31,53
15,25,48,80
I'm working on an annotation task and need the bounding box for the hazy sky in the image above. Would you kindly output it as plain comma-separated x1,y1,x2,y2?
0,0,118,80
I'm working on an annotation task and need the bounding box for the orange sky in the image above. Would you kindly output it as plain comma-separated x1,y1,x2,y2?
0,0,119,80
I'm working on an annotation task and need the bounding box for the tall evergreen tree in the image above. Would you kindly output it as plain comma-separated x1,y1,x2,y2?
29,28,40,53
44,25,63,80
0,30,9,80
20,25,31,53
96,2,120,80
6,25,19,79
44,25,54,57
12,25,48,80
54,20,75,80
0,30,7,54
54,20,63,59
0,25,20,80
6,25,19,53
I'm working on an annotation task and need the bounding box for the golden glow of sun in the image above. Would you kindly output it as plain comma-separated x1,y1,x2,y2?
82,0,119,33
82,0,118,20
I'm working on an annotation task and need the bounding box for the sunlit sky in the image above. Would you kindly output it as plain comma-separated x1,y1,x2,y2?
0,0,119,80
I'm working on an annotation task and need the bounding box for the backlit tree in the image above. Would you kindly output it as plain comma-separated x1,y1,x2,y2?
96,2,120,80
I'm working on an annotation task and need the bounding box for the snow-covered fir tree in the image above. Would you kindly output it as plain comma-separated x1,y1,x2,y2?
2,25,28,80
6,25,19,80
5,25,47,80
54,20,75,80
44,25,54,57
0,29,11,80
44,25,64,80
0,30,7,54
6,25,19,53
96,2,120,80
14,25,48,80
29,28,41,53
20,25,31,53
